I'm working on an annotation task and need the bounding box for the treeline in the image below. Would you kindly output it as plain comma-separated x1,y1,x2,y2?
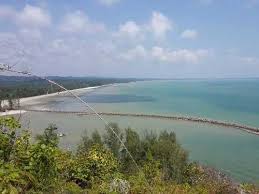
0,117,258,193
0,76,142,98
0,76,143,111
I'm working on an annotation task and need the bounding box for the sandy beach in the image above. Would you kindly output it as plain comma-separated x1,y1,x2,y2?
0,110,27,116
20,85,106,104
1,84,112,116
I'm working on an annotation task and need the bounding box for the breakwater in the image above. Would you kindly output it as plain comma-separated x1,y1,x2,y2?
23,109,259,136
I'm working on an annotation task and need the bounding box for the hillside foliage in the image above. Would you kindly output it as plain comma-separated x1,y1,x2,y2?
0,116,258,193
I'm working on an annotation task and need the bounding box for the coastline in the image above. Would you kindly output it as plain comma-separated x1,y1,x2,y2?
2,80,259,136
0,110,27,116
0,83,114,116
20,84,113,104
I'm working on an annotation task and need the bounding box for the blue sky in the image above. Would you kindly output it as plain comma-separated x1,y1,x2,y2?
0,0,259,78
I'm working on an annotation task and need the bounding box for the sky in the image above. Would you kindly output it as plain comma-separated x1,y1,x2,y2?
0,0,259,78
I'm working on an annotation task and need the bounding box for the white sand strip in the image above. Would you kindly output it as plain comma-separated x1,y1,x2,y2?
20,84,112,104
0,110,27,116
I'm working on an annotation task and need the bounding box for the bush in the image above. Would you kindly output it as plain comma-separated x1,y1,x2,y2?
29,143,59,190
1,117,258,193
71,144,119,188
0,161,36,193
35,124,59,147
0,117,21,162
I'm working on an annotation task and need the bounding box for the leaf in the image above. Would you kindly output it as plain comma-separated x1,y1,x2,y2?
9,185,18,194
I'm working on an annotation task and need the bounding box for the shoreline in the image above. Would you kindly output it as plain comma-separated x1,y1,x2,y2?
0,83,114,116
20,84,113,104
2,80,259,136
22,109,259,136
0,110,27,116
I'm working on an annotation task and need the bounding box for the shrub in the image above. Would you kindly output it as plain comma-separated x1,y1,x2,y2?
29,143,59,190
0,117,21,162
35,124,59,147
71,144,119,188
0,161,36,193
1,117,257,193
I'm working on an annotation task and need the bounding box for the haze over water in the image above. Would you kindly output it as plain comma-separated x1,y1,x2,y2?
21,79,259,183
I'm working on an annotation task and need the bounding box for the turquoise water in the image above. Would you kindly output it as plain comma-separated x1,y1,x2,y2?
21,79,259,183
33,79,259,127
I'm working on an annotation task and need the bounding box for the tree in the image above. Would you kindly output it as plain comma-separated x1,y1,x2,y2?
1,118,255,193
11,130,31,169
141,150,161,184
91,130,103,146
36,124,59,147
152,131,188,182
7,93,14,110
29,143,59,190
77,130,103,154
0,90,4,112
77,130,91,155
0,117,21,162
71,144,119,188
0,117,36,193
103,123,123,158
121,127,143,174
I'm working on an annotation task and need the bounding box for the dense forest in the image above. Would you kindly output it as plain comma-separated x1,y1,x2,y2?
0,116,258,193
0,76,144,111
0,75,143,98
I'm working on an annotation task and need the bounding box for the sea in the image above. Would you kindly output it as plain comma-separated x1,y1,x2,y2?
19,79,259,183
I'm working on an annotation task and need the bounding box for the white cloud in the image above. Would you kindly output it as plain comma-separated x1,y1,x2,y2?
114,11,172,42
120,45,147,60
151,46,209,64
115,21,142,39
96,41,116,54
149,11,172,39
119,45,210,64
59,10,105,34
181,29,198,39
47,39,71,56
0,5,214,77
240,57,259,65
16,5,51,28
0,32,29,67
0,4,51,31
98,0,121,6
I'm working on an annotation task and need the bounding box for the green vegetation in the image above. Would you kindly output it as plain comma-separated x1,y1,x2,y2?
0,117,258,193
